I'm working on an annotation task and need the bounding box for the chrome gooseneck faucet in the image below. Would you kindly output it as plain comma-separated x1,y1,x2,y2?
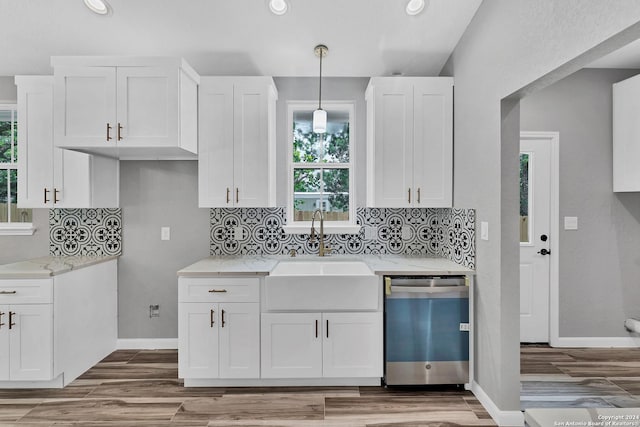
309,208,329,256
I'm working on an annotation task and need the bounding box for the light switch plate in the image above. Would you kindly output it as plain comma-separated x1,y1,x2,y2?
564,216,578,230
364,226,377,241
480,222,489,241
161,227,170,241
401,225,412,240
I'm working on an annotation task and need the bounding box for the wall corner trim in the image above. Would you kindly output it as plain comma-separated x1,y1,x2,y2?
471,381,524,427
116,338,178,350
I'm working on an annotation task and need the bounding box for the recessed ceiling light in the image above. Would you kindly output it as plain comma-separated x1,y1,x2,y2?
269,0,288,15
84,0,110,15
406,0,426,16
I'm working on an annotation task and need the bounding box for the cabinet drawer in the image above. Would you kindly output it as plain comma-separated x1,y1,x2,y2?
0,279,53,304
179,277,260,303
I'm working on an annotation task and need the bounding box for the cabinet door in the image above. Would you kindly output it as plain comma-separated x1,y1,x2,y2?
412,79,453,208
54,66,117,148
178,303,219,379
218,303,259,378
198,79,234,207
9,304,53,381
17,77,54,208
0,306,9,380
233,81,272,207
261,313,322,378
116,67,179,148
322,312,383,378
371,79,414,207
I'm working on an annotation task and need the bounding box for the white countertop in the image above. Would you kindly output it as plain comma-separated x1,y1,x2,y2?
177,254,474,277
0,256,119,279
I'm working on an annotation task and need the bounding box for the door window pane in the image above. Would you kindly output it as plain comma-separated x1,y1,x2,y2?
520,153,530,243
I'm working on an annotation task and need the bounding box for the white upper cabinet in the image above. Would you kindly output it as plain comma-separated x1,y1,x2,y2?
16,76,119,208
52,57,199,160
366,77,453,208
198,77,277,208
613,74,640,192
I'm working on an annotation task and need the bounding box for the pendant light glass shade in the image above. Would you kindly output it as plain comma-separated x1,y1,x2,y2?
313,109,327,133
84,0,110,14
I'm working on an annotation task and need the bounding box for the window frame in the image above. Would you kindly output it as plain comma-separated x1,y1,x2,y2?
283,101,360,235
0,103,34,236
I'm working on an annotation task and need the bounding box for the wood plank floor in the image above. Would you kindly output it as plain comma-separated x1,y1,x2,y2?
520,344,640,411
0,350,494,426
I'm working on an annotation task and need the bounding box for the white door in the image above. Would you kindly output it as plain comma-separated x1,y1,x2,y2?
371,79,414,208
198,79,234,207
261,313,322,378
322,312,383,378
218,303,260,379
412,78,453,208
178,303,219,379
233,81,270,207
116,66,179,147
9,304,52,381
54,66,117,148
520,137,552,343
0,306,9,380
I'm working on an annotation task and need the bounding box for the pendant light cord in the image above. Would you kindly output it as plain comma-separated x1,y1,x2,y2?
318,50,323,110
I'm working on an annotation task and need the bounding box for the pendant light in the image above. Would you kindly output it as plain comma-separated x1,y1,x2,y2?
83,0,110,15
313,44,328,134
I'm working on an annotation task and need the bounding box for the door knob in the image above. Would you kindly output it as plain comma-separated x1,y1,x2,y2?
537,248,551,256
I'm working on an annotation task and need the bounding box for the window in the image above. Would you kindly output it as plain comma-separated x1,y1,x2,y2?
284,102,359,234
0,104,33,235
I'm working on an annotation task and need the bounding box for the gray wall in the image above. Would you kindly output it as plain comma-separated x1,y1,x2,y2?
443,0,640,415
521,68,640,337
118,160,209,339
0,76,49,265
273,77,368,207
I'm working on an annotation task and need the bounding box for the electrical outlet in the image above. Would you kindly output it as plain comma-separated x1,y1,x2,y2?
364,226,378,240
161,227,170,241
401,225,412,240
480,222,489,241
149,304,160,318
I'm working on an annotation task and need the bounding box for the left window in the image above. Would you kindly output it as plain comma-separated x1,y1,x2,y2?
0,104,33,235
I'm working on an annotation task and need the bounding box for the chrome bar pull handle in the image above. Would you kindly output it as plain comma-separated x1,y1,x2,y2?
236,188,239,204
0,291,16,295
221,309,226,328
44,188,50,204
417,188,421,204
210,309,215,328
107,123,112,141
326,319,329,338
315,319,318,338
0,311,4,329
117,123,123,141
208,289,227,293
53,188,60,204
226,188,230,204
9,311,15,330
408,188,411,204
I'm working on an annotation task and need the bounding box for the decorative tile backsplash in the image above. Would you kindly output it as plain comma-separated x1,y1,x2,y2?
210,207,475,269
49,208,122,256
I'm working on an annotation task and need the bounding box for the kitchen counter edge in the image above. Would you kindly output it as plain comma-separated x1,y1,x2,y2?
0,255,119,279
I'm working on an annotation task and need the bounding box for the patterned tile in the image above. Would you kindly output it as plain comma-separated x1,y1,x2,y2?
49,208,122,256
209,207,475,269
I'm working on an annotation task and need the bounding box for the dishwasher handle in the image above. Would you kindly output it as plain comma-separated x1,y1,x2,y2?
390,285,469,295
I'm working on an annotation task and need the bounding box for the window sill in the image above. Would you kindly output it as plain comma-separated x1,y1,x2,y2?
282,225,361,235
0,223,36,236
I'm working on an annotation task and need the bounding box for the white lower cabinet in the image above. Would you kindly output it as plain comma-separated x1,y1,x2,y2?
178,277,260,380
261,312,382,379
0,304,52,381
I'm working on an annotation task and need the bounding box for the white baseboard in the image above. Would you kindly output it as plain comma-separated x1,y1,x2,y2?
471,381,524,427
550,336,640,348
116,338,178,350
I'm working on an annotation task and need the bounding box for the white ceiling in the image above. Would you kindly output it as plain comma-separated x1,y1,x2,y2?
588,38,640,69
0,0,483,77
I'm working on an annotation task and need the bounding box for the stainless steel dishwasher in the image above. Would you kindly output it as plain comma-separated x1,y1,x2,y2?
384,276,469,385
